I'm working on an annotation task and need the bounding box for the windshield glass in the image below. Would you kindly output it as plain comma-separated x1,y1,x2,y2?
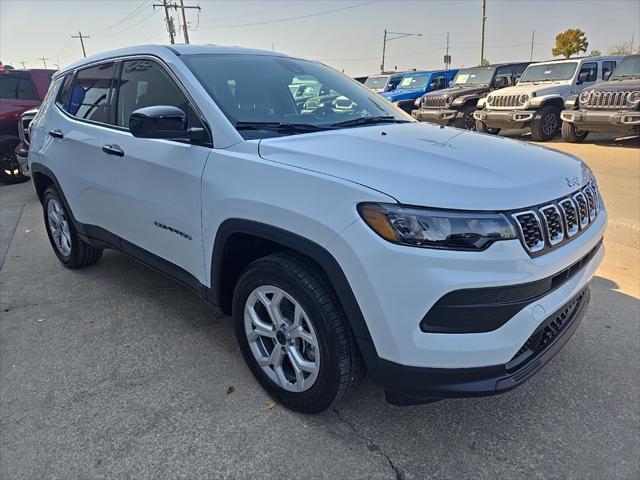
519,62,578,82
397,75,428,90
181,55,411,138
611,55,640,78
453,67,495,86
363,75,389,90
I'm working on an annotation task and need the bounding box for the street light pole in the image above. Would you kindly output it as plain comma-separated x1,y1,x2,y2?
381,30,422,73
480,0,487,65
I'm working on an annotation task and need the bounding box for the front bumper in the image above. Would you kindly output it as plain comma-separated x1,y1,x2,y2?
474,109,537,129
15,143,30,177
412,108,458,125
560,109,640,132
366,287,591,403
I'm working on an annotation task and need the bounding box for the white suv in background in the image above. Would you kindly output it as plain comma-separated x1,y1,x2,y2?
29,45,606,413
474,56,622,140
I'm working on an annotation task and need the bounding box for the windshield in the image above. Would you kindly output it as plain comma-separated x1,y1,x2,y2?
397,75,428,90
181,55,411,139
453,67,495,86
611,55,640,78
519,62,578,82
363,75,389,90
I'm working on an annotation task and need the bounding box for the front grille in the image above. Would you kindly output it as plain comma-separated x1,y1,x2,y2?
582,90,631,109
509,287,588,367
422,95,447,109
489,94,524,108
511,180,601,256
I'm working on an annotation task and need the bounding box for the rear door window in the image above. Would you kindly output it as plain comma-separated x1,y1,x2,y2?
59,63,115,123
0,72,38,100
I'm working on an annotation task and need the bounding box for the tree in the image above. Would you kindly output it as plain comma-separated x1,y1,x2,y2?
589,50,601,56
480,58,490,66
552,28,588,58
608,41,639,55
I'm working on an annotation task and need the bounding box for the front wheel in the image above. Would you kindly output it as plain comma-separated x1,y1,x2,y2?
455,105,477,131
530,106,560,141
0,136,29,184
233,252,364,413
561,121,588,143
475,119,501,135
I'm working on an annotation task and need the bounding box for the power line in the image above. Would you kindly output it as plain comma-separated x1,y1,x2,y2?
91,0,151,36
106,9,160,37
156,0,201,44
200,1,378,29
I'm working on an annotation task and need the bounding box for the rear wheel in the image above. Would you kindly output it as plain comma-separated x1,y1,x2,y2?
43,186,103,268
561,121,588,143
455,105,477,130
233,252,364,413
530,106,560,141
0,136,28,184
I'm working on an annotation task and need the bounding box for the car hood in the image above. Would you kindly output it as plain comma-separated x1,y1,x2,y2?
381,89,423,102
585,78,640,93
491,83,571,97
425,85,488,98
258,122,590,210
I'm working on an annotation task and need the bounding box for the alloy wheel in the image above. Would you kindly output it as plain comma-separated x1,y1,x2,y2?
47,198,72,256
542,112,558,136
244,285,320,392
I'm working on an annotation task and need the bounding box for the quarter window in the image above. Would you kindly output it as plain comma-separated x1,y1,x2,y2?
578,62,597,83
59,63,115,123
114,59,200,129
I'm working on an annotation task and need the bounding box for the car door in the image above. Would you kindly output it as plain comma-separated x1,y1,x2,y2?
40,63,115,226
98,58,211,284
574,62,598,94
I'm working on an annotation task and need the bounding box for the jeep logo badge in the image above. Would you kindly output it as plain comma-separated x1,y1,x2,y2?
565,176,580,188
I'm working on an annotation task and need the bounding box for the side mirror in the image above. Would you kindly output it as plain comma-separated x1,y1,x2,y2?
493,77,508,89
429,82,437,89
603,71,612,81
448,80,453,87
129,105,204,140
576,72,589,85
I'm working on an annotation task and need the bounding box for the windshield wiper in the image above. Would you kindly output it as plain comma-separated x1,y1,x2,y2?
234,121,331,133
329,116,410,128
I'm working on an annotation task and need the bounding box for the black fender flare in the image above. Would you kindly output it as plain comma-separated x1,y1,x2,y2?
211,219,375,347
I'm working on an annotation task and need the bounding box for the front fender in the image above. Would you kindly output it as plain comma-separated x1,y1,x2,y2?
530,94,565,108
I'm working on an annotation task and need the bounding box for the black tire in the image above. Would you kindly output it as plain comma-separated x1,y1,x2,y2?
42,186,103,268
0,135,29,184
475,119,500,135
561,121,588,143
454,105,477,131
232,252,364,413
530,105,560,141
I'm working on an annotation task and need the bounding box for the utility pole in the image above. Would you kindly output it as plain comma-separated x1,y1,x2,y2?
19,60,27,69
381,29,422,73
178,0,200,44
154,0,176,44
445,32,450,70
530,30,535,61
480,0,487,65
38,57,50,68
71,31,89,58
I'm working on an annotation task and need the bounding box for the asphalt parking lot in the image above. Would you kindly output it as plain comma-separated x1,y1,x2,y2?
1,133,639,480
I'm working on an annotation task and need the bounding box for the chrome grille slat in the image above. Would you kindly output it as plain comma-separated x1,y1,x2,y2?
584,90,631,109
422,95,447,109
513,184,601,256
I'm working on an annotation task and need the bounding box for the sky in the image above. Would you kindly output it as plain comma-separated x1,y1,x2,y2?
1,0,639,76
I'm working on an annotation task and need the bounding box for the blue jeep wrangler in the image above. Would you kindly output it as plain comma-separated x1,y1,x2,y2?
381,69,459,113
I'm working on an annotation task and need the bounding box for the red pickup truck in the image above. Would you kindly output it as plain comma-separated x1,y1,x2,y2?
0,68,55,183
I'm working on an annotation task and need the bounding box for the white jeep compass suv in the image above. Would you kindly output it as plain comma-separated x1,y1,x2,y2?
29,45,606,413
474,56,622,141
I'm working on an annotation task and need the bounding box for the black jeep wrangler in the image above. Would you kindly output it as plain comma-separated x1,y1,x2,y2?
561,54,640,142
412,62,530,131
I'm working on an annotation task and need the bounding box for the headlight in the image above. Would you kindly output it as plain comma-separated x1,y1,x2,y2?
629,91,640,105
414,97,422,107
518,94,530,105
579,90,591,104
444,95,452,105
487,95,494,105
358,203,517,251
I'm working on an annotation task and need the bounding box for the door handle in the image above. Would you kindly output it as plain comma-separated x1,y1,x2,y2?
49,129,64,139
102,144,125,157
